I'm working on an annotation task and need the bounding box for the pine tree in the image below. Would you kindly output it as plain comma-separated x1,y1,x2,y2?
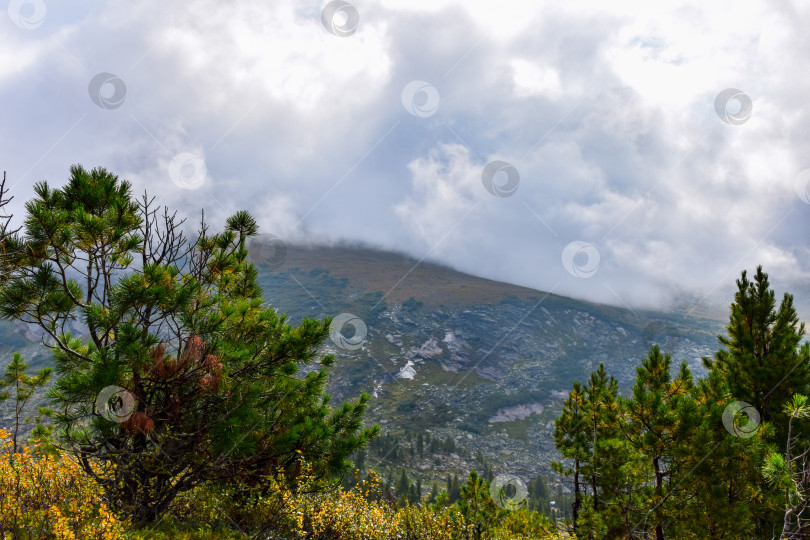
457,471,503,540
762,394,810,538
583,364,619,513
396,469,408,502
673,368,763,538
449,473,461,503
0,171,23,285
621,345,693,540
527,474,549,514
705,266,810,436
579,363,628,538
0,352,52,456
429,482,439,504
0,166,378,523
552,381,588,534
555,345,770,538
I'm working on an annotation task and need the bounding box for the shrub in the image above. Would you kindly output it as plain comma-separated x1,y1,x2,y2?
163,461,567,540
0,429,127,539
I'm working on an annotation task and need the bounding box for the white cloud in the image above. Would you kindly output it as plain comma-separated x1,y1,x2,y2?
2,0,810,316
394,143,482,246
510,59,562,99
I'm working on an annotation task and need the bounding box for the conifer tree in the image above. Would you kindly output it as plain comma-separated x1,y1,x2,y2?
457,471,503,540
552,281,807,540
0,352,52,456
397,469,410,504
0,165,378,523
763,394,810,538
449,473,461,503
428,482,439,504
0,171,22,285
673,368,763,538
583,364,619,513
621,345,693,540
579,363,632,538
552,381,587,534
705,266,810,435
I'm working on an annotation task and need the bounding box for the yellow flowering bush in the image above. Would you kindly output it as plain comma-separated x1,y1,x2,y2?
0,430,568,540
169,466,404,539
167,462,569,540
0,430,127,539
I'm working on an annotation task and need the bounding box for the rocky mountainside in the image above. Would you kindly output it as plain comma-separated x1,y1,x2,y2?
249,242,725,481
0,242,726,485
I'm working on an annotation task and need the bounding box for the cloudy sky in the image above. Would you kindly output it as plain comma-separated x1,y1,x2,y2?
3,0,810,317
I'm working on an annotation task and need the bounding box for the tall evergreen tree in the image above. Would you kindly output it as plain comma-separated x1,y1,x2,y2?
672,368,763,538
397,469,411,504
621,345,693,540
705,266,810,434
552,268,810,539
0,352,52,456
449,473,461,503
457,471,503,540
579,363,631,539
552,381,588,535
583,364,619,514
0,166,378,523
428,482,438,504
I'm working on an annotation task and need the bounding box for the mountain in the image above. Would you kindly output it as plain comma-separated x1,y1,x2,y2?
248,242,726,481
0,242,726,483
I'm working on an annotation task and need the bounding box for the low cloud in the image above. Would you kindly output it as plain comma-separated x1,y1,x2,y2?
2,0,810,317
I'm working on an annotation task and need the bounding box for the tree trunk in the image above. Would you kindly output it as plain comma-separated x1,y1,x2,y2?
653,456,665,540
573,458,581,535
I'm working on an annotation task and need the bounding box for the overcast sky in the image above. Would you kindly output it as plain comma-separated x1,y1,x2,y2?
3,0,810,317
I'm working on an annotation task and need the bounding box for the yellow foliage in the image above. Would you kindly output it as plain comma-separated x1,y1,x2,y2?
0,429,568,540
170,463,568,540
0,429,128,539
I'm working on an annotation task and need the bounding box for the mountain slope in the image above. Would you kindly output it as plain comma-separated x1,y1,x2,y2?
0,242,726,482
250,243,725,479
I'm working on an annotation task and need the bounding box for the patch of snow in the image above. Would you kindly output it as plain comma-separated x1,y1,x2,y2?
397,360,417,380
